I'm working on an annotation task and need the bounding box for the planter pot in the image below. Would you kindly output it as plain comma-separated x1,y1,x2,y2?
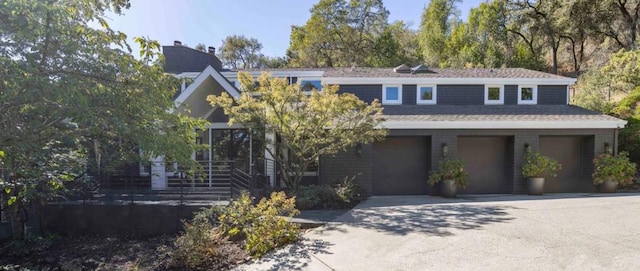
598,180,618,193
440,179,457,198
527,177,545,195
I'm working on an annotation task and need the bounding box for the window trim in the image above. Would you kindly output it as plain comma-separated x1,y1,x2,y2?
518,85,538,104
416,85,437,105
484,85,504,105
383,84,403,105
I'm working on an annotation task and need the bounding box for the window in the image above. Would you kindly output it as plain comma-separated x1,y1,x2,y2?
300,80,322,92
484,85,504,105
518,85,537,104
383,85,402,104
416,85,437,105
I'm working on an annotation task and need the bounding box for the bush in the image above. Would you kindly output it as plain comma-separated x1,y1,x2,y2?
522,148,561,178
428,159,469,188
218,192,300,258
593,152,637,186
168,216,246,271
295,176,365,210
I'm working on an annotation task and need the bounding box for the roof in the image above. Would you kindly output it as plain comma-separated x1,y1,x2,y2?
380,105,626,129
324,67,570,79
163,46,222,73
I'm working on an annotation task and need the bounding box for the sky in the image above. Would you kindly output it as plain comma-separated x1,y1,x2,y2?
105,0,484,57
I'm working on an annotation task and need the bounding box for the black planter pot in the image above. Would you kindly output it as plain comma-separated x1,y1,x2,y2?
527,177,545,195
441,179,457,198
598,180,618,193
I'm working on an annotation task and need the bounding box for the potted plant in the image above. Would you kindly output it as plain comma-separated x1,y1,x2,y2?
428,159,469,198
522,148,561,195
592,152,637,193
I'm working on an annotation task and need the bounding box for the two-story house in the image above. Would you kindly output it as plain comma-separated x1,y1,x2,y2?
154,41,626,196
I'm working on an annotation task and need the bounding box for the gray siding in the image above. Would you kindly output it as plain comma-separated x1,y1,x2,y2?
437,85,484,105
402,85,417,105
338,85,382,104
320,129,615,195
504,85,518,105
538,85,567,105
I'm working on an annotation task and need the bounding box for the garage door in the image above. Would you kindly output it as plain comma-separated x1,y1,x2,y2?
539,136,585,192
457,136,510,194
372,137,430,195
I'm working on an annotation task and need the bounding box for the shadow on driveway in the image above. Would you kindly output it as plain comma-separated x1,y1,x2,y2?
244,238,333,271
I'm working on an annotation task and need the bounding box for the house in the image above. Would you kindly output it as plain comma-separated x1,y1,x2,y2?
143,41,626,196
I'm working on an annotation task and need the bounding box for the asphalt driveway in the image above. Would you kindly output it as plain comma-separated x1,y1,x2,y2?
238,193,640,270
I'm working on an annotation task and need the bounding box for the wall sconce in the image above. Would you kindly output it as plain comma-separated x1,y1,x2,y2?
524,143,531,152
604,142,611,154
442,143,448,158
355,143,362,157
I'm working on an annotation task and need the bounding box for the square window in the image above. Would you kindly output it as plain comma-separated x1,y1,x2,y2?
300,80,322,91
518,85,537,104
386,87,399,100
488,87,500,100
521,87,533,100
417,85,437,104
383,85,402,104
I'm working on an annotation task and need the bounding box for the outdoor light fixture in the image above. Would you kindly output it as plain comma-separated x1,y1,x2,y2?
604,142,611,154
524,143,530,151
442,143,448,158
355,143,362,157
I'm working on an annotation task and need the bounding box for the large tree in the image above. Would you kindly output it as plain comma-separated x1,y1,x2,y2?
287,0,390,67
217,35,264,70
207,72,387,190
0,0,206,240
419,0,460,67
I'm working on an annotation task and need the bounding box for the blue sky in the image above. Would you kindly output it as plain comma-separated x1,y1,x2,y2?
105,0,484,57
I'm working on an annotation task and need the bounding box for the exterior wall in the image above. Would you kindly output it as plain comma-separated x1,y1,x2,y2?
504,85,518,105
337,85,382,104
436,85,484,105
319,144,373,195
320,129,616,195
538,85,567,104
402,84,417,105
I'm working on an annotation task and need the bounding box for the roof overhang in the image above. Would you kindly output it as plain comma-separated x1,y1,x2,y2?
324,77,577,86
174,65,241,118
380,120,627,130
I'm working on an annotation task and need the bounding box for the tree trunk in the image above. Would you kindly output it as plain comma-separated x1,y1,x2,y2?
9,205,25,240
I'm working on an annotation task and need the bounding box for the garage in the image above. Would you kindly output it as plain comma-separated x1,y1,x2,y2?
457,136,511,194
539,136,587,192
372,137,430,195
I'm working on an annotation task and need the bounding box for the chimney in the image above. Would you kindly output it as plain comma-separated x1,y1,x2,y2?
174,40,182,46
208,46,215,55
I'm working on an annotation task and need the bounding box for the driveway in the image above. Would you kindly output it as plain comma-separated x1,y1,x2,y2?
238,194,640,270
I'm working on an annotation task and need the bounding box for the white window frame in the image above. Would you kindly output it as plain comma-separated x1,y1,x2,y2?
383,84,402,105
518,85,537,104
484,85,504,105
298,77,323,95
416,85,437,105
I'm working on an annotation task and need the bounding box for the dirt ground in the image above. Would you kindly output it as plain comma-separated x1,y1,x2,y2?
0,235,176,271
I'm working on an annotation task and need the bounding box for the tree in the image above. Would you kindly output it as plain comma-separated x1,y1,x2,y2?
207,72,387,190
368,21,422,67
287,0,390,67
194,43,206,52
217,35,264,69
0,0,206,240
419,0,461,67
259,56,288,68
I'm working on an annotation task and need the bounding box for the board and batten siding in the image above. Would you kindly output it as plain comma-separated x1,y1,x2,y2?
336,84,568,105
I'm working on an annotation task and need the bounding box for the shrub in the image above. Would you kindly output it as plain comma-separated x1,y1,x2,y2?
168,216,246,271
428,159,469,188
295,185,342,210
218,192,300,258
593,152,637,186
522,148,561,178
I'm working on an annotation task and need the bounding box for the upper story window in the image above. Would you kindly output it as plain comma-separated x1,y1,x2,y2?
300,80,322,92
485,85,504,105
518,85,537,104
416,85,437,105
383,85,402,105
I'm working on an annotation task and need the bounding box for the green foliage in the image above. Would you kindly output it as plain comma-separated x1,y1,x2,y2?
419,0,460,67
218,192,300,258
593,152,637,186
295,176,365,210
0,0,207,240
169,216,246,270
428,159,469,189
522,148,562,178
573,70,616,113
287,0,389,67
208,72,387,190
218,35,264,69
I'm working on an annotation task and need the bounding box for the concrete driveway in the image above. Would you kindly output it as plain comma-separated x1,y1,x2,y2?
238,194,640,270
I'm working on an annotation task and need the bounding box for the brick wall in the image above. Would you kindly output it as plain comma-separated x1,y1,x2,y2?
319,144,373,194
